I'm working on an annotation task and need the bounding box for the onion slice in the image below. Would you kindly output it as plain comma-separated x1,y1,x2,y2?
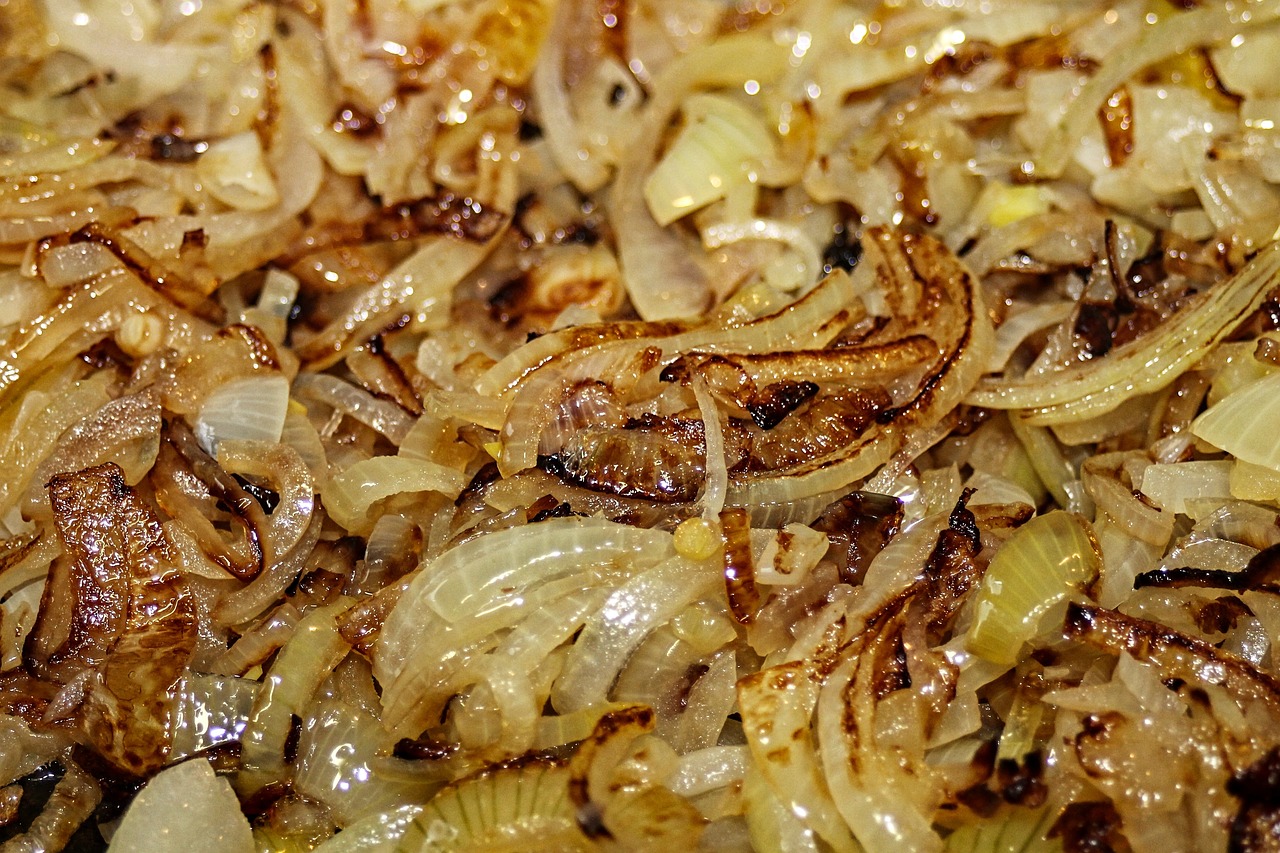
966,511,1101,665
968,240,1280,424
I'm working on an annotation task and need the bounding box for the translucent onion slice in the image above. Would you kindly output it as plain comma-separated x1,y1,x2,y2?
1032,0,1280,178
310,804,423,853
742,766,821,853
377,519,675,733
322,457,468,535
609,31,789,320
107,759,254,853
0,713,65,788
1139,461,1233,514
294,699,436,826
394,760,591,851
968,228,1280,425
666,745,751,798
551,554,720,713
966,511,1101,666
737,662,860,853
476,588,611,750
193,374,290,457
942,803,1060,853
415,516,672,623
816,624,942,853
196,131,282,212
217,440,315,563
171,674,259,758
1193,371,1280,472
293,373,416,445
237,599,352,794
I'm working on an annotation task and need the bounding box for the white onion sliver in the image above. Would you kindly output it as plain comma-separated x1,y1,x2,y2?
693,378,728,521
666,745,751,798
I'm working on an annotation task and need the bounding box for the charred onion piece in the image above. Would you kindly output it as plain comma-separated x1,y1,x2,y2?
543,427,704,504
1228,747,1280,853
1134,541,1280,592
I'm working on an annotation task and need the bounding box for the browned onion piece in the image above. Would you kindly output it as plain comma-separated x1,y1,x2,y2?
665,334,937,389
729,227,993,516
152,422,267,581
1065,603,1280,717
0,784,20,826
810,490,903,586
742,386,893,472
27,463,196,776
566,703,704,844
544,427,704,504
1134,541,1280,592
919,491,982,639
719,507,758,625
1227,747,1280,853
160,323,284,417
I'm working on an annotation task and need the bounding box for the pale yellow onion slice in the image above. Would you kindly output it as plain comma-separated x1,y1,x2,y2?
294,699,436,825
193,374,289,456
1139,460,1234,514
966,511,1101,666
942,803,1060,853
611,31,789,320
196,131,281,212
816,616,943,853
644,94,776,227
237,598,352,794
419,516,671,622
968,238,1280,425
375,517,675,733
216,439,315,564
1193,371,1280,472
107,759,254,853
550,554,720,713
309,804,424,853
381,575,608,739
322,456,468,535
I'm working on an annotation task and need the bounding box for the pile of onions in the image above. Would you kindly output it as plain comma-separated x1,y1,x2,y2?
5,0,1280,851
